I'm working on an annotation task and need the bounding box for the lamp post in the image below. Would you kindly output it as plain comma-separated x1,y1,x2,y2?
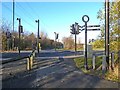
35,19,40,53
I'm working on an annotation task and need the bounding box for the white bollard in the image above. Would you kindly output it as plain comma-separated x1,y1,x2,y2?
33,52,35,60
27,58,30,70
30,56,33,70
92,55,96,70
102,55,106,73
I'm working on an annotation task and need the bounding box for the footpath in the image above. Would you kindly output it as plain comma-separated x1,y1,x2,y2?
2,56,119,88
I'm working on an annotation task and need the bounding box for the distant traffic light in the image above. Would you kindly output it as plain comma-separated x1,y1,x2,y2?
56,33,59,39
6,31,11,39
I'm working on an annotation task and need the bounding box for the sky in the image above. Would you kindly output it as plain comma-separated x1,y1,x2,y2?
1,1,105,44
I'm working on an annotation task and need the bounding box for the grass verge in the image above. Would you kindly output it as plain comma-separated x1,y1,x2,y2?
74,57,119,82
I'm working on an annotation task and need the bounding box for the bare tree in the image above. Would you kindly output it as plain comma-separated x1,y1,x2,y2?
62,35,74,49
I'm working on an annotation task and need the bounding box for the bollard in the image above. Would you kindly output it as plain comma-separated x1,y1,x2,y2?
27,57,30,70
102,55,106,74
33,51,35,60
111,52,114,70
30,56,33,70
92,54,96,70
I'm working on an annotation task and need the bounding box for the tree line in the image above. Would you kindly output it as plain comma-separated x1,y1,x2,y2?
1,21,63,51
92,1,120,52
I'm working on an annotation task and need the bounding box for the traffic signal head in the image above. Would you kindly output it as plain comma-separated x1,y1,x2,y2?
6,31,11,38
19,25,23,33
70,24,75,34
75,22,81,34
76,25,81,34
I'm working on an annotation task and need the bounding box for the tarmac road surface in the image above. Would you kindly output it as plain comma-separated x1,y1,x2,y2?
2,56,119,88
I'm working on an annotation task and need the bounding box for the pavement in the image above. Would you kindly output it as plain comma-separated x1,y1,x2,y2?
2,56,119,88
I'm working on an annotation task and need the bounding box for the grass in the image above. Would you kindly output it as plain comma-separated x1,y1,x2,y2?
104,65,119,82
92,48,105,51
63,48,84,51
73,57,119,82
74,56,102,69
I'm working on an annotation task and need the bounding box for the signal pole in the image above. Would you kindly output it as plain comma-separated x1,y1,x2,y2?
54,32,56,51
54,32,59,51
70,23,80,53
74,22,78,52
17,18,21,55
35,19,40,53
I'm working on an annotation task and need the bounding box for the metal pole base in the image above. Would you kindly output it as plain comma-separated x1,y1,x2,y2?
84,65,89,70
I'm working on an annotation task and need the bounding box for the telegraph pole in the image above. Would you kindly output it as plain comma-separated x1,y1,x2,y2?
35,19,40,53
105,0,110,70
12,0,15,50
13,0,15,32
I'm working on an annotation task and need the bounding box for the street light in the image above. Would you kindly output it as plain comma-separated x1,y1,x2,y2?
35,19,40,53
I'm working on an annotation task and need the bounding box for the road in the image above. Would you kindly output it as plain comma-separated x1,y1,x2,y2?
1,50,104,60
2,56,119,88
1,50,83,59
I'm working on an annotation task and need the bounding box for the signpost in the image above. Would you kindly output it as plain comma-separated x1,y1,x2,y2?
70,15,100,70
82,15,89,70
